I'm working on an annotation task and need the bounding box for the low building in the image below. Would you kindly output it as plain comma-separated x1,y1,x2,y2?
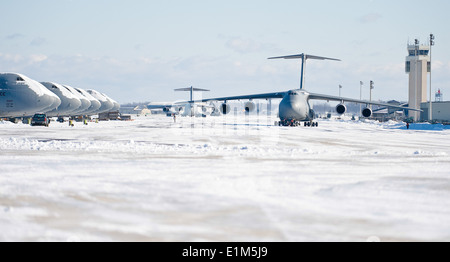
119,106,139,115
371,100,406,122
420,101,450,123
99,111,120,121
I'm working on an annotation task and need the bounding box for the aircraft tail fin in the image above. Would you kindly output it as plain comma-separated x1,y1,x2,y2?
268,53,340,90
174,86,210,102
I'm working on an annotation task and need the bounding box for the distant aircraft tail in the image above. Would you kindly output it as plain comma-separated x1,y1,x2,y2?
174,86,210,102
174,87,210,92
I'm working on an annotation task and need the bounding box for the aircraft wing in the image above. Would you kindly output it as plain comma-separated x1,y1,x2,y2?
147,101,215,109
308,92,423,112
193,91,286,103
147,102,185,109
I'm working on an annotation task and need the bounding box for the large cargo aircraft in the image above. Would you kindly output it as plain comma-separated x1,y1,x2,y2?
74,87,101,115
190,53,422,127
0,73,61,118
87,89,115,114
147,86,216,117
41,82,82,117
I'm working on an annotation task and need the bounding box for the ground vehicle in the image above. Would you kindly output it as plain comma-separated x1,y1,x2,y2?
31,113,50,127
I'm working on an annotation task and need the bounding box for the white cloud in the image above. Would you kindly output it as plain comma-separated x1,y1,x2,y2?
431,60,445,71
30,37,46,46
359,13,382,24
226,37,262,54
224,36,280,54
29,54,48,64
0,53,47,64
0,53,24,63
5,33,24,40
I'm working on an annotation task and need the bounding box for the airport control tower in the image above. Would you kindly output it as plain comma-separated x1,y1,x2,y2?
405,40,430,121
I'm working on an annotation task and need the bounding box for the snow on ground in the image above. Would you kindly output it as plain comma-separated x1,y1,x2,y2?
0,115,450,242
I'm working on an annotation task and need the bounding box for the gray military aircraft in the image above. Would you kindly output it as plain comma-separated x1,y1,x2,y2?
0,73,61,118
63,85,92,115
191,53,422,127
41,82,82,117
74,88,101,115
101,92,120,112
147,86,215,117
87,89,115,114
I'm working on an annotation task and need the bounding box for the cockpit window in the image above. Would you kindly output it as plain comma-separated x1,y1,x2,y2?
52,85,58,89
289,92,298,96
64,87,74,93
16,76,25,81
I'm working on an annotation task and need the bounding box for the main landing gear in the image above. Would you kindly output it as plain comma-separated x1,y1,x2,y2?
277,119,319,127
304,121,318,127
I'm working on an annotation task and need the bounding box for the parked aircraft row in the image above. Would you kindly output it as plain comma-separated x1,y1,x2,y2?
0,72,119,119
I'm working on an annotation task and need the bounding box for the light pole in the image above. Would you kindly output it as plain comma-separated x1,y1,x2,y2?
429,34,435,122
360,81,364,117
370,81,374,101
414,39,419,122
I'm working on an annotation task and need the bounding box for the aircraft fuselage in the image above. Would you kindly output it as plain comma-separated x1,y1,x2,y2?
1,73,60,118
278,90,313,122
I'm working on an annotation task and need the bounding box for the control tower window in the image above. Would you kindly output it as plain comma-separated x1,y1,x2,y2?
408,50,429,56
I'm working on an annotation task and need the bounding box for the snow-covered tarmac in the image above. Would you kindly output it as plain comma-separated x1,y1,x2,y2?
1,115,449,242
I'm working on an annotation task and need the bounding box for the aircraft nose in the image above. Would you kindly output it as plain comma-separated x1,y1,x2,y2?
37,94,56,110
35,83,62,112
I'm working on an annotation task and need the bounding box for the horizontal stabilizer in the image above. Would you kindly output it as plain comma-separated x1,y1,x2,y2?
175,87,210,92
268,53,341,61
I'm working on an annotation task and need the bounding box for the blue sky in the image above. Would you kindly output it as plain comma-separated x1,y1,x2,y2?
1,0,449,103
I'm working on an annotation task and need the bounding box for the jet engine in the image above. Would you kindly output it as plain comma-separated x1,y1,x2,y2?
244,101,256,113
362,107,373,118
221,103,231,114
336,104,347,115
162,107,182,114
